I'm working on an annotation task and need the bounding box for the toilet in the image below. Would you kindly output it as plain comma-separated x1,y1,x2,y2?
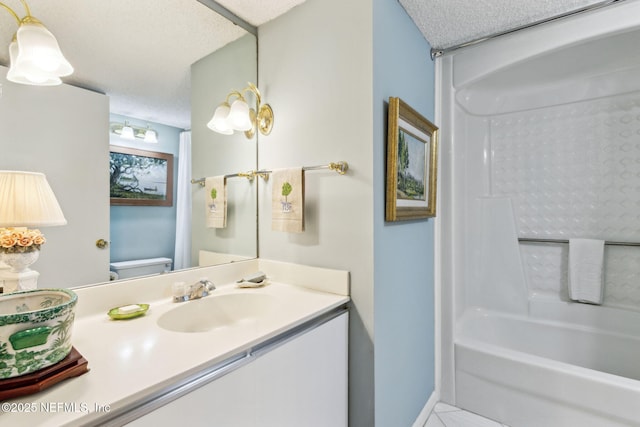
109,257,172,280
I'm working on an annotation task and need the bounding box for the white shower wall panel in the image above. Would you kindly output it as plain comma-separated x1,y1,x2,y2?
490,91,640,310
519,244,640,310
455,110,492,315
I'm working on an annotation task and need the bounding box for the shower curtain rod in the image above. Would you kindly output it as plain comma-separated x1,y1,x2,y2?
518,237,640,247
430,0,625,59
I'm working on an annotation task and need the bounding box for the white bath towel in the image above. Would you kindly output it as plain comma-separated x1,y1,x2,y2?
205,176,227,228
568,238,605,304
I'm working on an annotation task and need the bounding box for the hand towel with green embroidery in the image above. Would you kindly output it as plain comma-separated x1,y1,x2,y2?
271,167,304,233
205,176,226,228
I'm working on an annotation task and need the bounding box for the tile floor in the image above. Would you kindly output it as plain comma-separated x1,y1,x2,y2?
425,402,510,427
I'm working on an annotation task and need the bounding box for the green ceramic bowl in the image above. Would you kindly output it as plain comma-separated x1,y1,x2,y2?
0,288,77,378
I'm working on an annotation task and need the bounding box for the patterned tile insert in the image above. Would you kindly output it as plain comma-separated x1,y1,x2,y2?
491,92,640,310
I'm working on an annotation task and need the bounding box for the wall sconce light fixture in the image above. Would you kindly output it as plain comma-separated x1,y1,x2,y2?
207,82,274,139
1,0,73,86
111,122,159,143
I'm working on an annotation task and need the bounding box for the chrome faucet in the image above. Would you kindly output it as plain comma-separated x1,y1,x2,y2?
173,279,216,302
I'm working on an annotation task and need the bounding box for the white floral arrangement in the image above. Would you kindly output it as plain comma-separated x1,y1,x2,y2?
0,227,46,254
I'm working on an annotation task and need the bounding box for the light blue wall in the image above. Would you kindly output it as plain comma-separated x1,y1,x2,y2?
373,0,436,425
109,113,182,264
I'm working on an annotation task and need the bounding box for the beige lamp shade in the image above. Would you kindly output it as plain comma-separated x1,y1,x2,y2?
0,171,67,227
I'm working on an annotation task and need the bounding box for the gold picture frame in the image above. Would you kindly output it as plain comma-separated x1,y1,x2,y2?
385,97,438,221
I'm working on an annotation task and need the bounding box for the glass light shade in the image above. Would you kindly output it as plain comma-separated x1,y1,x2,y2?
14,21,73,78
144,129,158,143
207,103,233,135
144,129,157,143
0,171,67,227
6,39,61,86
120,125,135,140
228,99,253,131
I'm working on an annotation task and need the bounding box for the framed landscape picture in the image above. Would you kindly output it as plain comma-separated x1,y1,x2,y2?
110,145,174,206
385,97,438,221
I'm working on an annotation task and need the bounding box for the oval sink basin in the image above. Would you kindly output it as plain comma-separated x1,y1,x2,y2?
157,293,278,333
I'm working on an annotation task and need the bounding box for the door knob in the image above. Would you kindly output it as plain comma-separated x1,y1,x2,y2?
96,239,109,249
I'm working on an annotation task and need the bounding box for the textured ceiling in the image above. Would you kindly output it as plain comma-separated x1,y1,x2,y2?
0,0,248,129
0,0,618,129
399,0,611,50
215,0,306,26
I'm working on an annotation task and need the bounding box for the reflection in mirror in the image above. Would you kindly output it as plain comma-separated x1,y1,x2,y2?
0,1,257,288
191,35,258,267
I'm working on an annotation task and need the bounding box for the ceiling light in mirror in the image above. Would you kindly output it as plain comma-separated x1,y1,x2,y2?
111,121,159,143
143,128,158,143
120,123,134,140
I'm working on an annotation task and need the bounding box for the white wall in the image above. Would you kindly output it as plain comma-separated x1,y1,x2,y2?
257,0,375,424
0,66,110,287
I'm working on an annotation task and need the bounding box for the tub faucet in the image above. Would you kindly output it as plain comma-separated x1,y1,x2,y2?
173,279,216,302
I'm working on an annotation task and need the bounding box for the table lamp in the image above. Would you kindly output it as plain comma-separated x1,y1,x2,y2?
0,170,66,292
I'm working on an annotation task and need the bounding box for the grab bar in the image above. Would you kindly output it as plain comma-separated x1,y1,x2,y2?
518,238,640,247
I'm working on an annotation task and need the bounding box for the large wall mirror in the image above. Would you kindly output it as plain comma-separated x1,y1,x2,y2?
0,0,257,289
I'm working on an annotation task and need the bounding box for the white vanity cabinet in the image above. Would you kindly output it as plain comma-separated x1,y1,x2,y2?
127,311,348,427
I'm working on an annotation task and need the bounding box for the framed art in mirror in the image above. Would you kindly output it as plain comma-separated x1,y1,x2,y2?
110,145,174,206
385,97,438,221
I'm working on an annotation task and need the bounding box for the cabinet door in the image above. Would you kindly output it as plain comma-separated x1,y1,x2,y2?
128,312,348,427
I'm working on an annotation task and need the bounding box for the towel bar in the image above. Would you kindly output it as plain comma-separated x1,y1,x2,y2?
518,238,640,247
255,161,349,179
191,161,349,186
190,171,256,187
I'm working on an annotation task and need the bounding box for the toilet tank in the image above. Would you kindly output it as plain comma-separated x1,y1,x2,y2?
109,257,172,280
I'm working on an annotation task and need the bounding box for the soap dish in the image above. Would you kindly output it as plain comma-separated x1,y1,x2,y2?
108,304,149,320
236,280,268,289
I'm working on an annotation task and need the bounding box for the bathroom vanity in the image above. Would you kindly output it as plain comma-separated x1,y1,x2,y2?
0,259,349,427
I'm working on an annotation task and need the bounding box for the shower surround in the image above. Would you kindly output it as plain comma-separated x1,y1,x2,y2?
438,2,640,425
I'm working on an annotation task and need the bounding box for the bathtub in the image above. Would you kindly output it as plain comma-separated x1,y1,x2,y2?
437,1,640,425
455,308,640,426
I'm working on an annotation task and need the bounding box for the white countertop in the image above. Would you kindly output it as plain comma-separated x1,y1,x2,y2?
0,259,350,426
